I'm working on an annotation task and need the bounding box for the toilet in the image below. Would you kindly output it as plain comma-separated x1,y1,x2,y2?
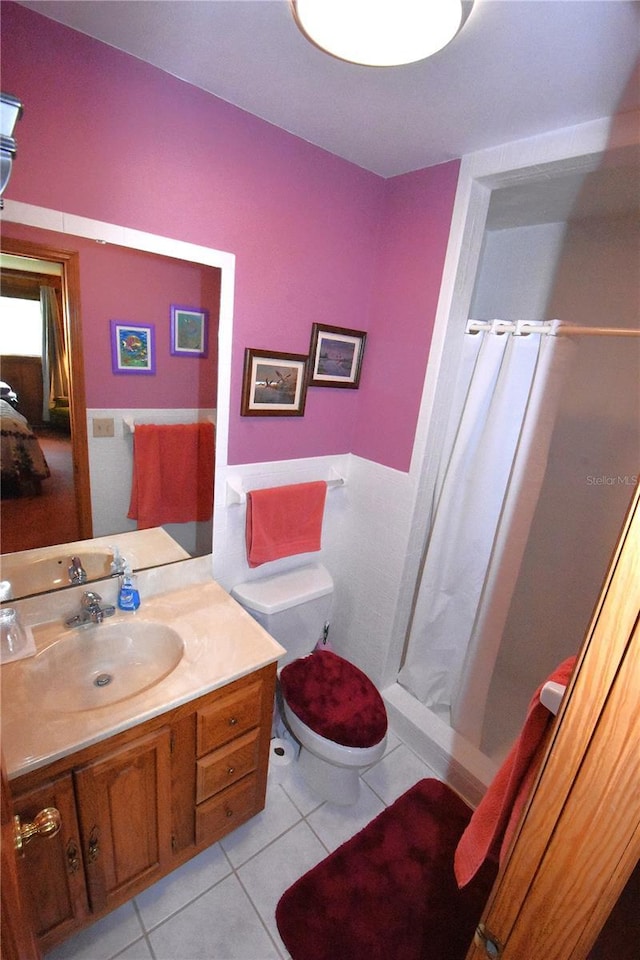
231,563,387,805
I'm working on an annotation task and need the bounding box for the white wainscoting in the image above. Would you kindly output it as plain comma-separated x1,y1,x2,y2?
214,454,415,689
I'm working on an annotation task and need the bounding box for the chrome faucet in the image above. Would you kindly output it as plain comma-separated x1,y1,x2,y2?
65,591,116,627
68,556,87,585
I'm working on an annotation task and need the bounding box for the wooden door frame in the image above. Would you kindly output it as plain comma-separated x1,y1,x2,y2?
1,236,93,541
467,482,640,959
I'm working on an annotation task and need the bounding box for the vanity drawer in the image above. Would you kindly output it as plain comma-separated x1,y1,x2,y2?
195,775,258,846
196,730,260,803
196,682,262,756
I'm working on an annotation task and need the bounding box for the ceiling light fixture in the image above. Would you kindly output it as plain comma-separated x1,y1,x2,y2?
292,0,470,68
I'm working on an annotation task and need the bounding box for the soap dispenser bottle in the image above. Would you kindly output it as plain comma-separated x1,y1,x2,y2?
110,546,126,576
118,564,140,611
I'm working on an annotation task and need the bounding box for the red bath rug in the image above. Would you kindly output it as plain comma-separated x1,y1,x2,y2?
275,778,496,960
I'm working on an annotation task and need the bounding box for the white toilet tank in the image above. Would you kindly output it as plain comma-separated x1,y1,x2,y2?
231,563,333,667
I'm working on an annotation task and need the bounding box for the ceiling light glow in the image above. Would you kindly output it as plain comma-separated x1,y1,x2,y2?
293,0,466,67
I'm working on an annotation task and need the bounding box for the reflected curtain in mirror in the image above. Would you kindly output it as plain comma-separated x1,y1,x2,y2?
40,284,69,424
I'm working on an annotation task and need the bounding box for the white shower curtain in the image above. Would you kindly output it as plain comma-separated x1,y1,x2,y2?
398,325,574,744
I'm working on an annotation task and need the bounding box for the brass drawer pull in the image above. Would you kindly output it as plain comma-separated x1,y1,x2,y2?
228,717,239,726
225,807,233,818
227,766,235,776
87,826,100,863
14,807,61,854
66,839,80,873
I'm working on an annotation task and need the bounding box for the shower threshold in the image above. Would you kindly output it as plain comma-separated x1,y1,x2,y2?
382,683,499,808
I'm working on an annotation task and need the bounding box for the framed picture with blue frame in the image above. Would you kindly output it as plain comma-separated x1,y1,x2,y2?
110,320,155,374
170,304,209,357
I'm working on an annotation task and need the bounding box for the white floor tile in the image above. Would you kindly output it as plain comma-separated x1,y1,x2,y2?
135,842,232,931
306,779,385,852
220,780,303,868
238,820,328,957
43,729,445,960
362,743,435,805
275,762,326,816
147,874,280,960
110,939,154,960
44,903,144,960
381,728,401,756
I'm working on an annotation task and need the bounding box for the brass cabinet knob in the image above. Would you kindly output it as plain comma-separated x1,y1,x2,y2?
14,807,62,854
66,839,81,873
87,827,100,863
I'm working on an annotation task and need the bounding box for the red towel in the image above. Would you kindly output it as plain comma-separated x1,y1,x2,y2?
127,422,214,530
245,481,327,568
454,655,576,887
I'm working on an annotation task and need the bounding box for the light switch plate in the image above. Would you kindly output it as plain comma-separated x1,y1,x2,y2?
93,417,115,438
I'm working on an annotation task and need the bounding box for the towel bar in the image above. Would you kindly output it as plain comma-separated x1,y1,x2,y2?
123,416,214,434
540,681,566,716
226,475,345,506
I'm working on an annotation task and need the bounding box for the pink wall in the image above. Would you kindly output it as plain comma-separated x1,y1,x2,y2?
1,2,458,471
2,224,219,408
354,163,460,468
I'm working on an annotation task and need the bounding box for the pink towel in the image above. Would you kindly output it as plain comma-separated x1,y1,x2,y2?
454,655,576,888
128,422,214,529
245,481,327,568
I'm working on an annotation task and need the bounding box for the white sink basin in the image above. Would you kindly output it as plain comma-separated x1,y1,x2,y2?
29,620,184,712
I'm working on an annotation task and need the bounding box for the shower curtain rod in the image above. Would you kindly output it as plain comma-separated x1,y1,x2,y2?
466,319,640,338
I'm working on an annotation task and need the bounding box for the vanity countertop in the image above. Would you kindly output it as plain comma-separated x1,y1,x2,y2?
1,579,285,779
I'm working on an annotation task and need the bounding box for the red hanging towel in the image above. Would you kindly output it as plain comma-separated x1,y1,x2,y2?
245,481,327,568
128,422,214,529
454,654,577,887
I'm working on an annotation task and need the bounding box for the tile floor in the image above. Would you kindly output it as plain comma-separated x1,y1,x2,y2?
44,732,438,960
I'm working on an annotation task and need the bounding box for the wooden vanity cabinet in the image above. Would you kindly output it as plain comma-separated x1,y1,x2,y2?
10,664,276,952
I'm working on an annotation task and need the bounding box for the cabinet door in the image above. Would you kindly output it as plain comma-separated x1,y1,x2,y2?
13,773,89,950
74,728,172,913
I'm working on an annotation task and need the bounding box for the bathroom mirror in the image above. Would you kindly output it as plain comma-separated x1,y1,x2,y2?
0,201,234,601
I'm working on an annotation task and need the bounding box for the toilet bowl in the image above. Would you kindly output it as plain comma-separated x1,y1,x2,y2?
231,563,388,804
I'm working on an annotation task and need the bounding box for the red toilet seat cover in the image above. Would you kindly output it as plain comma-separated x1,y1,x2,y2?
280,650,387,749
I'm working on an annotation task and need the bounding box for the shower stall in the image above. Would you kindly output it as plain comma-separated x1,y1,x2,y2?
389,128,639,800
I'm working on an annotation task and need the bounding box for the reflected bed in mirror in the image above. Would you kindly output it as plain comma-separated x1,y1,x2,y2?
0,528,189,601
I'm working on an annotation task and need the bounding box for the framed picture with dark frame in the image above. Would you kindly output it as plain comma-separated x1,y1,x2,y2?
241,348,309,416
170,304,209,357
110,320,155,374
308,323,366,388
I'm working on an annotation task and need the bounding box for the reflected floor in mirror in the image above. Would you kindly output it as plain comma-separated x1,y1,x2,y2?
1,428,79,552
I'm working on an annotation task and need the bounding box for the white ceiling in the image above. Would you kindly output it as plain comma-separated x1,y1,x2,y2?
17,0,640,178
